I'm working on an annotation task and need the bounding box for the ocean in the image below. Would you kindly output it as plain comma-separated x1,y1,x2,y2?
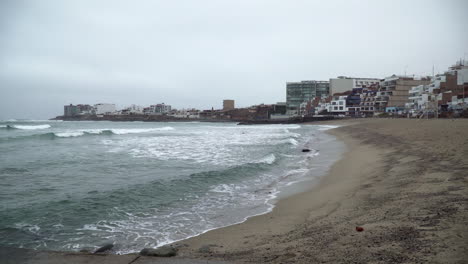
0,120,344,254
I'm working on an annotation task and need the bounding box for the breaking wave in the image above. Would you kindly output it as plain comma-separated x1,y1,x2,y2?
0,124,51,130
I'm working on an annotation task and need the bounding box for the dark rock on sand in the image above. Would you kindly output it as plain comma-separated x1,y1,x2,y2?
140,246,177,257
94,243,114,254
302,149,311,152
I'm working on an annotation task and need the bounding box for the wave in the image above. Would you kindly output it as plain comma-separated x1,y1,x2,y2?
317,125,340,131
0,124,51,130
1,127,176,141
254,154,276,164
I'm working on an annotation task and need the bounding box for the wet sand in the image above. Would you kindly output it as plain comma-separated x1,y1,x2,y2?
175,119,468,263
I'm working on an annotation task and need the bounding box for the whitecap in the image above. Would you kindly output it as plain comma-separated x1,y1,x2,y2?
108,127,174,135
12,124,51,130
54,132,85,138
256,154,276,164
317,125,340,131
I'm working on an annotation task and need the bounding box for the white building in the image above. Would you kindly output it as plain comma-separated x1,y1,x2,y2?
120,104,144,115
328,96,348,113
144,103,172,115
94,103,116,115
330,76,380,95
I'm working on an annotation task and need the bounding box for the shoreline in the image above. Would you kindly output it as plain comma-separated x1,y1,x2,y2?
173,119,468,263
2,119,467,263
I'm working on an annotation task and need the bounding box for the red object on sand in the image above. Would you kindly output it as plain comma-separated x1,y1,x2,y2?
356,226,364,232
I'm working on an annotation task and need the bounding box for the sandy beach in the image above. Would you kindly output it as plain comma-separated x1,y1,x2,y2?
174,119,468,263
2,118,467,264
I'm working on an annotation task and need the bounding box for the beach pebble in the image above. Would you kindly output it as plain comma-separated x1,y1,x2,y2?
355,226,364,232
302,149,311,152
140,246,177,257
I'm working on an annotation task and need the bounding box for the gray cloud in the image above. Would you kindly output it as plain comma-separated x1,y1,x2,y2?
1,0,467,119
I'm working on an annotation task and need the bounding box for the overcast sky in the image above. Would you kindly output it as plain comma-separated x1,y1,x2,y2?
1,0,467,119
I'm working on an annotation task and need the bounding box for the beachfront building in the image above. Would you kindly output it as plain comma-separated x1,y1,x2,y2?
95,103,116,115
64,104,95,116
144,103,172,115
223,99,235,110
360,84,378,116
169,108,200,119
328,96,348,115
286,80,329,115
64,104,79,117
330,76,381,94
374,76,431,114
329,76,380,95
120,105,144,115
440,60,468,112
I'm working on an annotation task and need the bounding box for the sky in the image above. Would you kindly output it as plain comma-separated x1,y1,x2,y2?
0,0,467,119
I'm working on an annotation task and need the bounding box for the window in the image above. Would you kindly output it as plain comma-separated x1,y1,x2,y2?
339,101,343,105
334,106,338,110
332,102,336,105
339,106,343,110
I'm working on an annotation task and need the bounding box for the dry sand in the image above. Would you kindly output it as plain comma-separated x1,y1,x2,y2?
175,119,468,263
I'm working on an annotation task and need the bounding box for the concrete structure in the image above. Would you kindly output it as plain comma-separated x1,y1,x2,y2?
223,100,235,110
330,76,380,95
374,76,431,113
64,104,95,116
328,96,348,114
120,105,143,115
169,108,200,119
286,80,329,115
94,103,116,115
64,104,79,117
144,103,172,115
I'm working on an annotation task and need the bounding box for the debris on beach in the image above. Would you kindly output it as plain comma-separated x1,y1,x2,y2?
355,226,364,232
302,149,311,152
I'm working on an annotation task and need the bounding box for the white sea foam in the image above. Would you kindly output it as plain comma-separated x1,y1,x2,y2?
317,125,340,131
256,154,276,164
12,124,51,130
109,127,174,134
54,132,85,137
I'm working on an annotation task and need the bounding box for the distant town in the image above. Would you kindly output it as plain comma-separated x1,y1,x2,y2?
54,59,468,122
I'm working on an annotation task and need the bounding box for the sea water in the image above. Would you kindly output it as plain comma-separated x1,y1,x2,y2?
0,120,344,253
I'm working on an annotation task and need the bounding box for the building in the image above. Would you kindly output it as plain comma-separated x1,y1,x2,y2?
64,104,79,117
359,84,379,116
374,76,431,113
223,99,235,110
94,103,116,115
120,105,144,115
64,104,94,116
328,96,348,115
286,80,329,115
330,76,380,95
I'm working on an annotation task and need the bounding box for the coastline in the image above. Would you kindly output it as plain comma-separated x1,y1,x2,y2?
174,119,468,263
2,119,467,263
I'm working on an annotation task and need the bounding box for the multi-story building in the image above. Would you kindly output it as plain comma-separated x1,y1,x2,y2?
64,104,79,117
120,105,144,115
286,80,329,115
94,103,116,115
328,96,348,114
223,100,235,110
330,76,380,95
359,84,378,116
374,76,431,113
64,104,94,116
